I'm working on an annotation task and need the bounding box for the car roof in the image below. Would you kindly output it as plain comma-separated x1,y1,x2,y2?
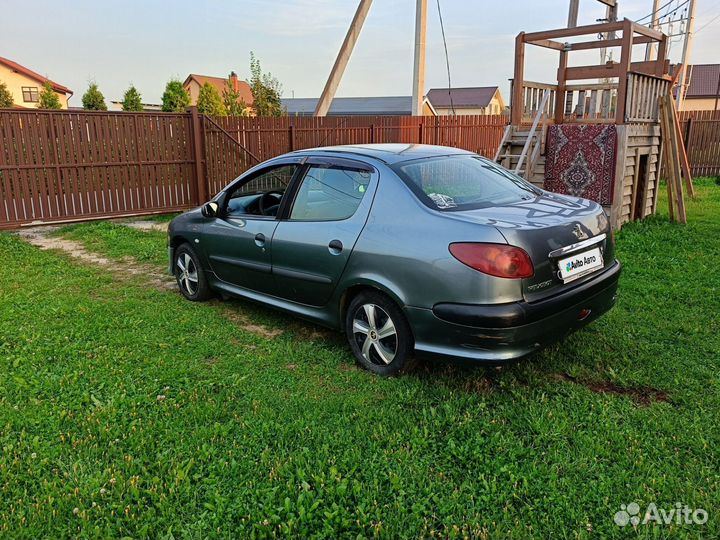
291,143,475,165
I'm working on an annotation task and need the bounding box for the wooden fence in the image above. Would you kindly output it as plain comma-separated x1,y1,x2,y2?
2,107,717,230
677,110,720,177
0,110,508,229
0,109,198,229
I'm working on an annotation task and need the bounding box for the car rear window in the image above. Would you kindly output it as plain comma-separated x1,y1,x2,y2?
392,155,541,211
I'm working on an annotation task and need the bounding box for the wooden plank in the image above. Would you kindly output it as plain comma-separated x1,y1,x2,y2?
670,92,694,198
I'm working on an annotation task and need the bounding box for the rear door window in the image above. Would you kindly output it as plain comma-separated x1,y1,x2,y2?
392,155,540,211
289,165,371,221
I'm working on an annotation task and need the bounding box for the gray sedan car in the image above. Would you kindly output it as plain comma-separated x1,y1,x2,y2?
168,144,620,375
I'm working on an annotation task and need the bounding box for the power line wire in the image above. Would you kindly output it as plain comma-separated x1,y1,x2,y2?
435,0,455,115
635,0,680,23
695,12,720,33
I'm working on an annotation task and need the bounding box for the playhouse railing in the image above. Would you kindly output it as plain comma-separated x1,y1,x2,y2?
624,72,670,123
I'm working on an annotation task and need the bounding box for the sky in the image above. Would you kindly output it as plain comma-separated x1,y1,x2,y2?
2,0,719,107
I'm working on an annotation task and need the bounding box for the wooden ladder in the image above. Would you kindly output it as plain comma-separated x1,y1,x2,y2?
494,90,549,181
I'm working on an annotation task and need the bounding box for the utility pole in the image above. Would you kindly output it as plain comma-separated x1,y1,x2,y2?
567,0,580,27
314,0,373,116
599,1,619,67
676,0,696,111
645,0,661,60
411,0,428,116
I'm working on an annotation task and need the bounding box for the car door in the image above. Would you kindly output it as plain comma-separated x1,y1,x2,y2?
202,162,300,294
271,157,378,306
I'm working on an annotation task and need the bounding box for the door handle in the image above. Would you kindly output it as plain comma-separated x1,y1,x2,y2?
255,233,266,247
328,239,343,254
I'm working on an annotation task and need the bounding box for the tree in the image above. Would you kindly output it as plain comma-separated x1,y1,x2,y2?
196,82,227,116
121,85,143,112
82,83,107,110
249,52,284,116
223,76,249,117
161,79,190,112
37,81,62,109
0,82,13,108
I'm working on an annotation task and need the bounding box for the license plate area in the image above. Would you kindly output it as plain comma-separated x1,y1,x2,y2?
557,246,603,283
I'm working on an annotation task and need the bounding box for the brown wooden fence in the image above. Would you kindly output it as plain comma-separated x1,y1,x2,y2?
677,110,720,177
3,107,716,230
202,114,509,197
0,109,197,229
0,110,509,229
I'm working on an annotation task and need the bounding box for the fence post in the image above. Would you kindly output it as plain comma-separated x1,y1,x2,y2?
289,124,295,151
190,106,208,205
370,123,375,144
684,117,693,151
418,120,424,144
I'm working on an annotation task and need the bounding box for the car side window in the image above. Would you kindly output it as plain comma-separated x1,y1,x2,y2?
289,165,371,221
226,164,297,217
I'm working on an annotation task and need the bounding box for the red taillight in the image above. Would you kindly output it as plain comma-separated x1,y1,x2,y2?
449,243,534,279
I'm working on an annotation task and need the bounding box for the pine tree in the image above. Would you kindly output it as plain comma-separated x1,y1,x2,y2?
161,79,190,112
37,81,62,109
222,77,249,117
0,82,13,108
197,82,227,116
121,85,143,112
82,83,107,110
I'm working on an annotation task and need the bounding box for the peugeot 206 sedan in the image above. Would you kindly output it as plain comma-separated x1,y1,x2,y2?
168,144,620,375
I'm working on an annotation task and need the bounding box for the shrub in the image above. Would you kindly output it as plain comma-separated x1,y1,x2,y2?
223,76,249,117
121,85,143,112
249,52,284,116
0,82,13,108
197,82,227,116
161,79,190,112
82,83,107,110
37,81,62,109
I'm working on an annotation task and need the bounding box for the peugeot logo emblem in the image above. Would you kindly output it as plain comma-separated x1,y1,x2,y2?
572,224,587,240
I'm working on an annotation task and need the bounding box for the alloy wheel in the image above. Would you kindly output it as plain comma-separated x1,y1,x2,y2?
352,303,398,365
176,252,199,296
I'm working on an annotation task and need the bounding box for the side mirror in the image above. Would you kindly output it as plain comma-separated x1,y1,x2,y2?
201,201,219,218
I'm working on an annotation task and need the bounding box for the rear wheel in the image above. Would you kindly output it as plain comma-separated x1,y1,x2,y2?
345,291,413,375
174,243,212,301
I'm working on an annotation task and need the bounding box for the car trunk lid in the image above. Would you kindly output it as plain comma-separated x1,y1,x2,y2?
446,191,613,302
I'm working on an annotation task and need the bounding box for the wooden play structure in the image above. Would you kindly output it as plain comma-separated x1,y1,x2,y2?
496,18,692,229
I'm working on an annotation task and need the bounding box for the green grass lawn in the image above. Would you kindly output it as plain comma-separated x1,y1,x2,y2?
1,179,718,539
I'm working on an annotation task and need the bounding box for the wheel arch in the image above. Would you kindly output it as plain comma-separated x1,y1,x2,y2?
337,277,407,327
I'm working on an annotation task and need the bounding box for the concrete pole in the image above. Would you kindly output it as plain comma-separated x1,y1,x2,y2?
645,0,661,60
599,2,619,71
676,0,696,111
411,0,428,116
567,0,580,27
313,0,373,116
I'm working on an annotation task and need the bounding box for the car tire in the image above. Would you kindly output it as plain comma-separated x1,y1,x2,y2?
345,290,414,376
174,243,213,301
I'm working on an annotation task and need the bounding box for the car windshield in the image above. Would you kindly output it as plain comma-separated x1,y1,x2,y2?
393,155,541,211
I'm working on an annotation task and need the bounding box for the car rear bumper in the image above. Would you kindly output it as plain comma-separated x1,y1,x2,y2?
406,261,621,362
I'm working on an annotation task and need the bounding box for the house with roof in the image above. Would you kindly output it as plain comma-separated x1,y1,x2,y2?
183,71,253,114
680,64,720,111
0,56,73,109
426,86,505,115
282,96,436,116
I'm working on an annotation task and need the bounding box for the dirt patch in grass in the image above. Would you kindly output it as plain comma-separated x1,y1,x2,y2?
17,227,287,340
17,228,175,290
212,300,284,338
553,373,670,406
118,219,169,233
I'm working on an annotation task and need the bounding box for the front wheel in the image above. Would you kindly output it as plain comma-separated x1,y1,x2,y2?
174,243,212,301
345,291,413,376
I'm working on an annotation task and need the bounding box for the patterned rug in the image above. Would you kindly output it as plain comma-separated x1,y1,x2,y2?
544,124,617,205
